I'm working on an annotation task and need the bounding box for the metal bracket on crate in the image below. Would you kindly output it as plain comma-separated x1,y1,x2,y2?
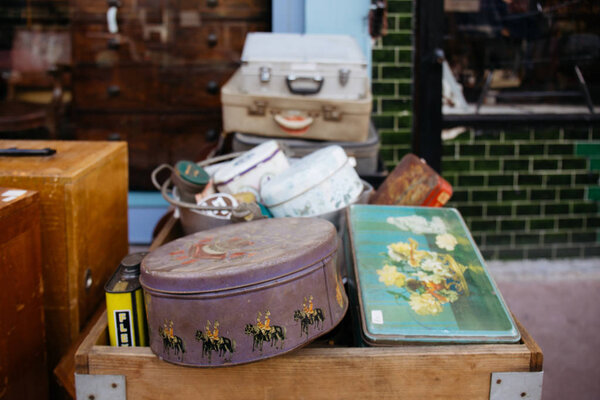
75,373,126,400
248,100,267,116
323,105,342,121
489,371,543,400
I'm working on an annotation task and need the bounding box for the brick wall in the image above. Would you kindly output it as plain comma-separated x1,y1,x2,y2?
371,1,600,260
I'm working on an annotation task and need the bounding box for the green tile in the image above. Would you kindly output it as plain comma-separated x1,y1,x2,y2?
372,98,380,113
544,204,569,215
382,66,412,80
559,188,585,200
457,205,484,217
502,189,527,201
497,249,525,260
518,174,542,186
474,129,501,141
547,143,574,156
382,99,411,112
531,189,556,201
575,172,600,184
519,144,544,156
486,234,512,246
562,158,587,170
572,231,597,243
488,174,514,186
530,218,555,230
583,246,600,257
371,115,395,130
591,158,600,171
554,247,582,258
489,144,516,156
572,202,599,214
526,248,553,259
398,16,412,30
471,160,499,171
443,174,457,186
443,144,456,156
372,49,395,63
480,249,497,259
533,159,559,170
372,82,395,96
459,144,485,157
397,115,412,128
380,130,401,145
504,129,532,141
546,174,572,186
386,16,398,31
458,175,485,186
516,204,541,215
544,233,569,245
387,1,413,14
398,83,412,96
487,204,513,217
500,220,526,230
589,187,600,201
558,218,585,229
397,49,412,63
442,160,470,172
451,190,469,202
575,142,600,157
504,159,530,171
515,233,541,245
372,66,380,80
470,219,498,232
382,33,412,47
588,217,600,228
472,190,498,202
379,147,395,161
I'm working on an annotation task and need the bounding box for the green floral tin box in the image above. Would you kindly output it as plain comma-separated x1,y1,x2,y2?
346,204,520,344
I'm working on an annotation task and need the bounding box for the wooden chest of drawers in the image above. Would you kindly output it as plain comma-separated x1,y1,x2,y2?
0,140,129,372
70,0,270,189
0,188,48,400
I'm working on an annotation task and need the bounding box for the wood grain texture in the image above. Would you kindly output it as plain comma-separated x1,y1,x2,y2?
73,307,540,400
0,189,48,400
0,140,129,371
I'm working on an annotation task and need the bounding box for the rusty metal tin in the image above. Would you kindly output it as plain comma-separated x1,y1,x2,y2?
140,217,348,367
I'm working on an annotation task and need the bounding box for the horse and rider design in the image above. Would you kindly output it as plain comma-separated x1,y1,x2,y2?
195,320,235,362
158,320,186,360
293,296,326,337
244,311,286,352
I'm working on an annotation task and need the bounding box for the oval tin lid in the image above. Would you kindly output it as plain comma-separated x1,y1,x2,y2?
260,145,350,207
212,140,284,187
140,217,337,294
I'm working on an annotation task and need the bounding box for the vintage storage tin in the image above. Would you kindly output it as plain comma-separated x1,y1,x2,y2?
346,204,520,344
240,33,369,100
105,252,149,347
232,122,380,176
260,145,363,218
221,70,372,142
370,153,453,207
140,217,348,367
213,140,289,201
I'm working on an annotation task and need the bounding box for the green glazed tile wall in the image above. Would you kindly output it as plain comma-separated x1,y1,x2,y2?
371,1,600,259
371,0,414,170
441,128,600,260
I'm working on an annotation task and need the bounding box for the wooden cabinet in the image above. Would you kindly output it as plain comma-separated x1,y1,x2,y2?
0,189,48,400
70,0,271,189
0,140,129,372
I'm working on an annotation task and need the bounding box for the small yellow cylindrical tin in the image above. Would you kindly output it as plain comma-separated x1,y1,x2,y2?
105,252,149,347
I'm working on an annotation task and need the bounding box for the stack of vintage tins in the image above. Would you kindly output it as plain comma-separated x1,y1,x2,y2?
221,33,381,181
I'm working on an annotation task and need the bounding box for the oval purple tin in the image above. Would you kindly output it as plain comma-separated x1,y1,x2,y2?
140,217,348,367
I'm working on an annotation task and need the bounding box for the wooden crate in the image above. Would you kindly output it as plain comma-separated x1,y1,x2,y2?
0,188,48,400
70,216,543,400
0,140,129,373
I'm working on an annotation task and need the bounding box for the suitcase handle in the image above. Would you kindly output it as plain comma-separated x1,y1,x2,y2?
273,113,314,135
0,147,56,157
286,74,324,95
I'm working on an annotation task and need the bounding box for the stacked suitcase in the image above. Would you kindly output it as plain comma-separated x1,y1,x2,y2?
221,33,384,182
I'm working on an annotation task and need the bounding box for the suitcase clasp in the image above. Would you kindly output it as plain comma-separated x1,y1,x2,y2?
323,105,342,121
248,101,267,116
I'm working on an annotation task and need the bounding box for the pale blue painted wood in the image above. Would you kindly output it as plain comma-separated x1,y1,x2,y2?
304,0,372,78
272,0,305,33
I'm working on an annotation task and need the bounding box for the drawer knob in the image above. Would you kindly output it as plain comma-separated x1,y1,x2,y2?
107,85,121,97
206,0,218,7
206,81,219,95
207,33,218,47
84,269,93,291
205,128,219,142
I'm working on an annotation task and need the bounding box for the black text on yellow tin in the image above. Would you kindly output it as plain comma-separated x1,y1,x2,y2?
105,252,149,347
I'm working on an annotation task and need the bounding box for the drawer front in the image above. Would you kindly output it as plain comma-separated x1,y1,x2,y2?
72,20,268,65
72,0,270,20
74,113,221,189
73,65,235,111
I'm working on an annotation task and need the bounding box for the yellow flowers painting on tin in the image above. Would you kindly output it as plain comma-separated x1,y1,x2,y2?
376,234,469,316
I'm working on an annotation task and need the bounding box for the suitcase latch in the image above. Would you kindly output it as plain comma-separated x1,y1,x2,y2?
339,68,351,86
323,105,342,121
248,100,267,116
259,67,271,83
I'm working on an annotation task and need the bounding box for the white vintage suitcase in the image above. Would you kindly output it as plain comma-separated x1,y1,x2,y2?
221,70,372,142
240,33,369,100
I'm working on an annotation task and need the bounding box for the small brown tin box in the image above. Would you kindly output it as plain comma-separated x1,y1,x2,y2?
140,217,348,367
